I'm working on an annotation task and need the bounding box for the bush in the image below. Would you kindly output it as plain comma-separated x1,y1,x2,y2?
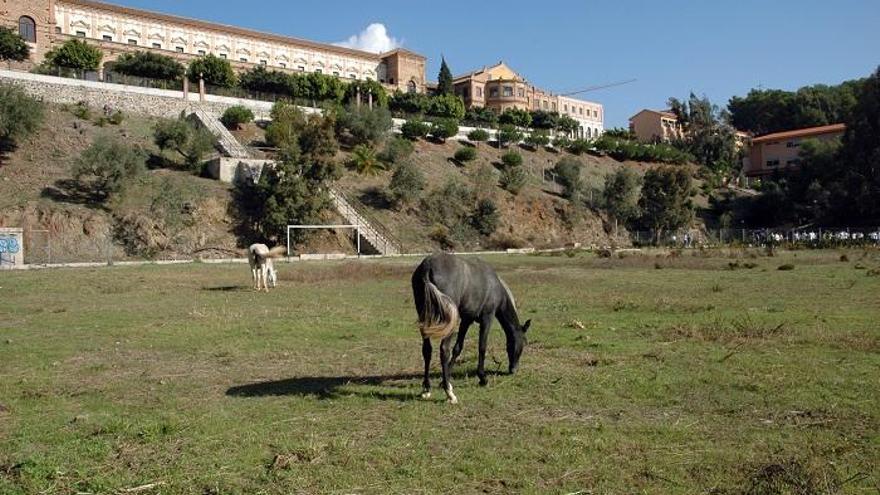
501,150,523,168
111,51,184,81
427,93,466,120
389,91,430,115
72,134,146,201
524,130,550,149
454,146,477,163
470,198,500,236
497,124,523,147
344,79,389,108
220,105,254,130
154,117,216,170
43,39,102,71
401,119,430,140
187,54,236,88
567,139,592,155
467,128,490,144
0,27,29,62
552,135,572,149
349,144,385,175
336,105,392,146
265,101,306,149
422,179,476,234
0,84,44,147
378,136,414,164
108,110,125,125
472,164,497,193
388,160,425,207
71,101,91,120
499,166,528,194
498,108,532,127
554,157,583,200
431,118,459,142
464,107,498,128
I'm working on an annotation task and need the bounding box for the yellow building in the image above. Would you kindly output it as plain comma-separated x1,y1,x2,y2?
628,109,684,143
743,124,845,178
2,0,427,93
452,62,604,139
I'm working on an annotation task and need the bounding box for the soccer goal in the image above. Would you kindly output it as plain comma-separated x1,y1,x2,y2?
286,224,363,257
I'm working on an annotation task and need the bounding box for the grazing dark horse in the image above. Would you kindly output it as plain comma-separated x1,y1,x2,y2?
412,253,531,404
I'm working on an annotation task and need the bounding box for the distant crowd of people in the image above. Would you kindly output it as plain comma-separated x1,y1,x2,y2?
642,229,880,248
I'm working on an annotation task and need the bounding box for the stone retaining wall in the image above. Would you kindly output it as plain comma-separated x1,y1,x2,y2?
0,69,277,118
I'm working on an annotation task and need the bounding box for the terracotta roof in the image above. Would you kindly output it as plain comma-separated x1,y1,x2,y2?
629,108,677,121
751,124,846,144
60,0,412,61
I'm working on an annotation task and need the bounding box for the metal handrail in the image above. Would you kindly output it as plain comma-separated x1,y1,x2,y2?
330,187,402,254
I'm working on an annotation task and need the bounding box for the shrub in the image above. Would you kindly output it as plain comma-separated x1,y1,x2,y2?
187,54,236,88
603,168,642,227
71,101,91,120
422,179,476,233
467,128,490,144
265,101,306,149
554,157,583,200
552,135,572,149
429,224,455,250
498,108,532,127
154,117,216,170
349,144,385,175
388,160,425,207
500,166,528,194
72,134,146,201
464,107,498,128
0,84,44,147
497,124,523,147
344,79,389,108
108,110,125,125
401,119,430,140
43,39,102,71
501,150,523,168
220,105,254,130
379,136,415,164
470,198,500,236
0,27,29,62
431,118,459,142
567,138,592,155
111,51,184,81
472,164,497,194
454,146,477,163
524,130,550,149
427,93,466,120
389,90,430,115
336,105,392,146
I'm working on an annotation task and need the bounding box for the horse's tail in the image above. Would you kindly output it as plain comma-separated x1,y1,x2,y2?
418,280,459,340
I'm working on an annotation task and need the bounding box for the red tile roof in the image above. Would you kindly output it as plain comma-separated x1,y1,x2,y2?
752,124,846,144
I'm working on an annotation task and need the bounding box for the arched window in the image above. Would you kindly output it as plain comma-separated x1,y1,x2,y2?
19,16,36,43
407,80,417,94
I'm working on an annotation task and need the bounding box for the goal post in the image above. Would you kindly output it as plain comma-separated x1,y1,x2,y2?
286,224,362,257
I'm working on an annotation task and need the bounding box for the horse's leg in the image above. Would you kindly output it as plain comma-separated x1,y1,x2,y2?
477,313,493,387
440,334,458,404
252,267,258,290
451,318,472,365
420,338,432,399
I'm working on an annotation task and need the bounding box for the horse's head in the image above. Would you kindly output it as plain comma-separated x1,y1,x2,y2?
507,319,531,374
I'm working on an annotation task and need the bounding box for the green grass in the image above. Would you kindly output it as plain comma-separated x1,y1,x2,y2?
1,250,879,494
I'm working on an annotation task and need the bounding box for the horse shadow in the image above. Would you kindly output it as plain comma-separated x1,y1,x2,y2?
203,285,250,292
226,368,506,402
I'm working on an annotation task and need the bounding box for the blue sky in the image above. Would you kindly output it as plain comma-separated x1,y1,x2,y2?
111,0,879,128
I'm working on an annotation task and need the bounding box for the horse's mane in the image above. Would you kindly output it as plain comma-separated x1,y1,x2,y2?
498,277,517,311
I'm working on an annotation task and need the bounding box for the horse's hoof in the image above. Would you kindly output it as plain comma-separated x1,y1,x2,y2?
478,378,488,387
447,396,459,405
420,391,431,399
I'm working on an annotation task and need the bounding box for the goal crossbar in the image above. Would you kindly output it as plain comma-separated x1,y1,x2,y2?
286,224,363,257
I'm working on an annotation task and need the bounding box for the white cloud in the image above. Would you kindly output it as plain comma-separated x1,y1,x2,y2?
335,23,402,54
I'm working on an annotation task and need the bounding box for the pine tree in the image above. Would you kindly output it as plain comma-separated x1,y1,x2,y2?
437,57,453,95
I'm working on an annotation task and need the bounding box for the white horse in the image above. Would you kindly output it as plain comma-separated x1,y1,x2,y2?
247,244,285,291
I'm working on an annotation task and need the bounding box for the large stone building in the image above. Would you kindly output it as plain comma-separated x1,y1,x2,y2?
628,109,685,143
452,62,604,139
1,0,426,93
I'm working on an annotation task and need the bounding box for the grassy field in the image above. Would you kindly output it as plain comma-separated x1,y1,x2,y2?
1,249,879,494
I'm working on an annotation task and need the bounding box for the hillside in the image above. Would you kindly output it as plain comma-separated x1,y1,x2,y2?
1,104,671,262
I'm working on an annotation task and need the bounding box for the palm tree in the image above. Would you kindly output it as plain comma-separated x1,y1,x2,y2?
350,145,385,175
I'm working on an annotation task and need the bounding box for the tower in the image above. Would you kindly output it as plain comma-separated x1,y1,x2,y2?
1,0,56,66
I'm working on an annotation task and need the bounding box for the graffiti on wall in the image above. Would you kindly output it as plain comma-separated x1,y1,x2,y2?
0,236,20,254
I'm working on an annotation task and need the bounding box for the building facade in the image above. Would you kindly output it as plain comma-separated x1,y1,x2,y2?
743,124,845,178
452,62,604,139
628,109,684,143
1,0,426,92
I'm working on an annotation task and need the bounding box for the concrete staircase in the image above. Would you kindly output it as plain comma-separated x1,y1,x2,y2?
190,107,252,159
192,106,402,255
329,189,401,255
